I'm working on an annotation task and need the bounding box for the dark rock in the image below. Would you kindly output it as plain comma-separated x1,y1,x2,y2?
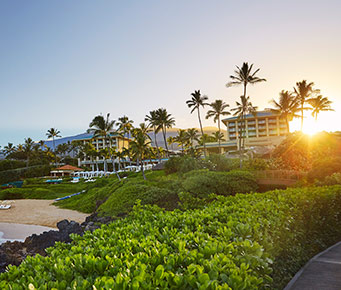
57,219,69,231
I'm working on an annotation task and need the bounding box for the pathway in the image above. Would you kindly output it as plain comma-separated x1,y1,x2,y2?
285,241,341,290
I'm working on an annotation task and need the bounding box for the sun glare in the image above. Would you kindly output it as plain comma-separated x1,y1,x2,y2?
290,115,327,135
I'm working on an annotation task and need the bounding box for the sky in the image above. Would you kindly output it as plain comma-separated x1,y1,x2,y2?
1,0,341,146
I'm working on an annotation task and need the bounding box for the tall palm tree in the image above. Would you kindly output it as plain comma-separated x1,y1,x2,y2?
130,128,152,180
308,95,334,121
186,128,199,149
46,128,61,165
117,116,134,150
293,80,319,131
167,136,176,151
155,108,175,156
206,99,230,153
145,110,161,160
23,138,34,167
186,90,209,157
226,62,266,98
270,90,299,132
88,113,120,180
231,96,257,166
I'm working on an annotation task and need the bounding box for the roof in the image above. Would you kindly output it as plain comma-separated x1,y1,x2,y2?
222,110,279,122
55,165,83,171
73,132,131,141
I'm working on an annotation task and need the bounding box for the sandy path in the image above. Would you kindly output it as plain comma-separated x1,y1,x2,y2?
0,200,88,228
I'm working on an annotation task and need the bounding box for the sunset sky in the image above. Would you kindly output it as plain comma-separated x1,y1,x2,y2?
1,0,340,146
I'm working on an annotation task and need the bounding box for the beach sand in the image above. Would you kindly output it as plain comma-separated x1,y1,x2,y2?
0,223,54,240
0,199,88,228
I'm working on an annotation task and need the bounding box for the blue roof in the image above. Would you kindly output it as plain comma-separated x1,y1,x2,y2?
222,110,278,122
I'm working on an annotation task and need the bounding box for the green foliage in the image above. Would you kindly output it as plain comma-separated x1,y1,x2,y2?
243,158,268,171
0,160,26,172
165,156,212,175
308,157,341,182
182,169,258,197
2,186,341,289
206,154,240,171
0,165,51,185
97,180,175,216
315,173,341,186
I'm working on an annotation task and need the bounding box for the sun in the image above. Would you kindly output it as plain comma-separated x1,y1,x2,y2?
290,115,325,135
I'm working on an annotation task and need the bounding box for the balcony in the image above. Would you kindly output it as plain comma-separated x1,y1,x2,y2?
258,119,266,124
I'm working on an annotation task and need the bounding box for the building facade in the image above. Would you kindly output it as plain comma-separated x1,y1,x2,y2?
74,133,131,169
203,111,288,154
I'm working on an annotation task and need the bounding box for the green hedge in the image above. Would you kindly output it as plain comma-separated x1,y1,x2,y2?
182,169,258,197
1,186,341,289
0,165,51,185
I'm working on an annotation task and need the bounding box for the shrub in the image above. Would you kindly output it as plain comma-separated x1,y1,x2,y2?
315,172,341,186
308,157,341,182
2,186,341,289
164,156,212,175
206,154,240,171
182,169,258,197
98,181,175,216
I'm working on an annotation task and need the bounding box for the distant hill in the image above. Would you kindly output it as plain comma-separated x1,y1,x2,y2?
43,126,223,150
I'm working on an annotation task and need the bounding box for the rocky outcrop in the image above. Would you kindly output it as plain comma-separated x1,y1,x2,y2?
0,214,113,273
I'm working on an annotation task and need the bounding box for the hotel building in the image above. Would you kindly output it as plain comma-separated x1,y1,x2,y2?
203,111,288,154
74,133,131,168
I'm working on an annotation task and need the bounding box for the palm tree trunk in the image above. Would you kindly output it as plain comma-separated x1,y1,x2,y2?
197,108,206,158
153,126,161,162
53,137,57,166
218,116,221,154
141,156,146,180
286,117,290,133
162,126,169,156
301,102,304,132
128,131,132,166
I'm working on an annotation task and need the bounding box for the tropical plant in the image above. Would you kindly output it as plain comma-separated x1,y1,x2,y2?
206,99,230,152
231,96,257,163
308,95,334,121
226,62,266,96
174,129,188,153
269,90,299,132
46,128,61,165
145,110,161,160
88,114,120,180
211,131,226,143
4,143,15,156
293,80,319,131
23,138,35,167
130,128,151,180
117,116,134,151
155,108,175,155
186,90,209,157
186,128,199,149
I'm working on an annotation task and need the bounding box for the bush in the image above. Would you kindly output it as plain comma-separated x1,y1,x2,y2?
308,157,341,182
182,169,258,197
206,154,240,171
315,172,341,186
98,181,175,216
2,186,341,289
164,156,212,175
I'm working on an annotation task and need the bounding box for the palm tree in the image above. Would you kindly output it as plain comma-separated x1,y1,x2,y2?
4,143,15,156
270,90,299,132
23,138,34,167
117,116,134,149
145,110,161,160
206,99,230,153
231,96,257,166
226,62,266,98
155,108,175,156
88,113,120,180
212,131,226,143
308,95,334,121
175,129,188,153
130,128,151,180
293,80,319,131
38,140,45,151
186,128,199,149
166,136,176,151
46,128,61,165
186,90,209,157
